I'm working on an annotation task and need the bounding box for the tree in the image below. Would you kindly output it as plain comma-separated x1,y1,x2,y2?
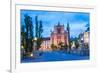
58,42,64,49
35,16,38,38
58,42,68,50
75,40,79,49
24,14,34,55
39,21,43,38
37,20,43,49
21,25,26,57
35,16,43,50
21,25,26,48
28,17,33,52
85,23,90,32
51,44,57,51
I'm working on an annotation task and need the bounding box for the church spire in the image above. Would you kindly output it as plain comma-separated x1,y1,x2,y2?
58,22,60,26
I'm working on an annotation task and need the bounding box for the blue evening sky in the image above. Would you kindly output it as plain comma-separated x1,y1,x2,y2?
21,10,90,38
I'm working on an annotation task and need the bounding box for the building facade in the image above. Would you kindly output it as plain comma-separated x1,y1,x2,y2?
40,22,70,51
78,31,90,50
50,22,69,48
40,37,51,51
83,31,90,45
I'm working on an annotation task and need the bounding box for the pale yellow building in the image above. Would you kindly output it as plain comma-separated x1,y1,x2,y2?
83,31,90,45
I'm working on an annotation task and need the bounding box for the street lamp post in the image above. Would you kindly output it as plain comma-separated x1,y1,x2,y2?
30,37,37,57
34,37,37,51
